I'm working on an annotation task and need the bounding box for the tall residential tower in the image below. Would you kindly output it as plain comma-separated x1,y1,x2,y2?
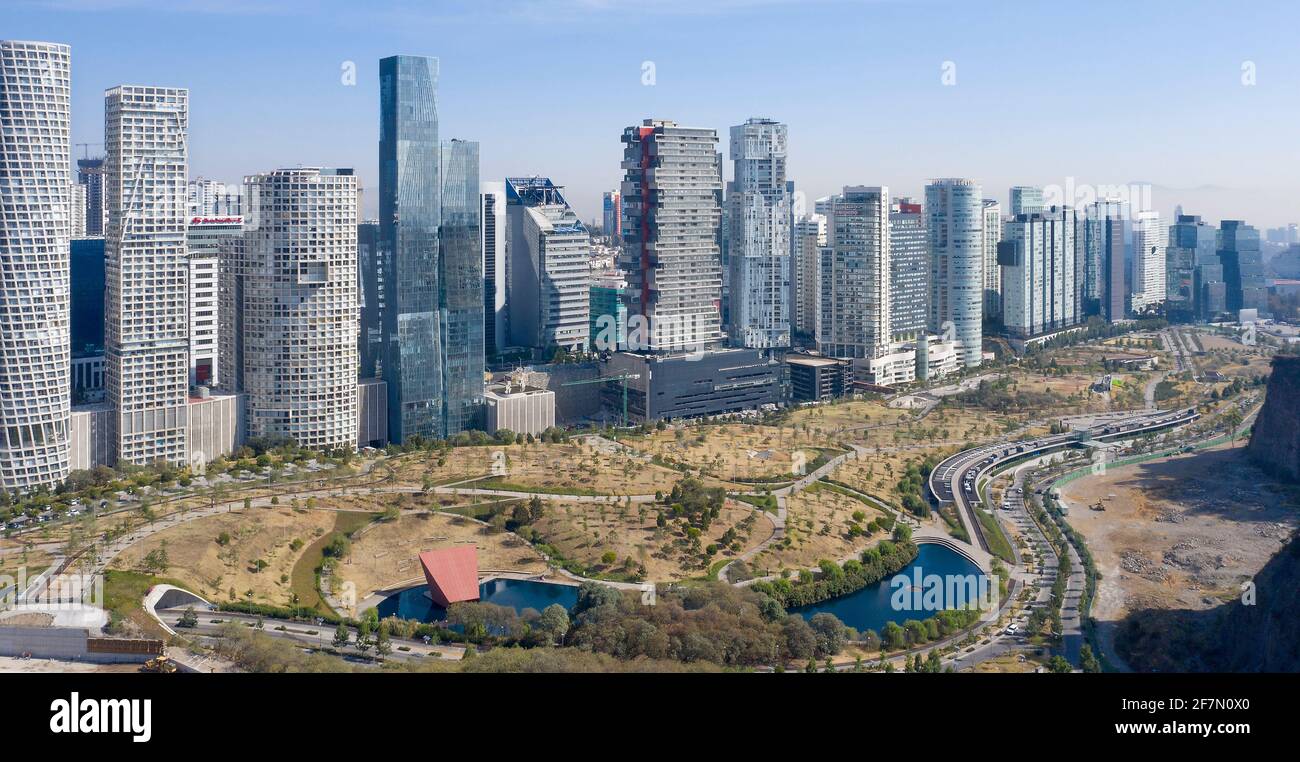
0,40,73,490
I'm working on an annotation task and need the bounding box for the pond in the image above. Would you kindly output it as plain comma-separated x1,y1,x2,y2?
374,577,580,624
790,543,986,633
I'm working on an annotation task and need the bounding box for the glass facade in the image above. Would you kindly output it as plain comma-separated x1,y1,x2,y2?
439,139,484,436
379,55,443,442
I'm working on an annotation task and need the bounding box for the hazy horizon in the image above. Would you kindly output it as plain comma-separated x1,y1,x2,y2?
9,0,1299,229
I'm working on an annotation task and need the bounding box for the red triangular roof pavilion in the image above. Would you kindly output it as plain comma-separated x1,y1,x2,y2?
418,546,480,607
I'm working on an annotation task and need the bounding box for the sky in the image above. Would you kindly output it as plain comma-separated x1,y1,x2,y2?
8,0,1300,228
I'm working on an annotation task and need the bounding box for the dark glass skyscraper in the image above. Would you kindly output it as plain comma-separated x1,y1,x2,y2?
1218,220,1266,316
439,139,484,435
379,55,443,442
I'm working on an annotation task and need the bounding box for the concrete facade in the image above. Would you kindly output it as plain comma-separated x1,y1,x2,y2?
484,385,555,436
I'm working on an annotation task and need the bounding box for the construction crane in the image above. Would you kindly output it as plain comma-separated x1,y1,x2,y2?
561,373,641,429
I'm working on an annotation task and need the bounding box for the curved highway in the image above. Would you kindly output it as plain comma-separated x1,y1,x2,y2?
928,406,1201,553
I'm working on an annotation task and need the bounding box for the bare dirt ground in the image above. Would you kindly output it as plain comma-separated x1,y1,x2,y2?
109,507,336,605
532,497,770,581
1060,443,1299,663
0,656,141,673
340,511,548,596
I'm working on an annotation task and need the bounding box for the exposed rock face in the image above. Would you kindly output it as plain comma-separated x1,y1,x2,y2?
1248,356,1300,481
1117,534,1300,672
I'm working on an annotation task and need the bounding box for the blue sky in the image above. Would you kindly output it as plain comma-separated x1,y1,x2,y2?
9,0,1300,227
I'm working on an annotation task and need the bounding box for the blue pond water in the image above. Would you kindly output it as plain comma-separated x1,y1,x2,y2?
374,578,580,623
790,544,983,633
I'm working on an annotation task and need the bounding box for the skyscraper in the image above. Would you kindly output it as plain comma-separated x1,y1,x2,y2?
186,214,243,387
1082,199,1128,322
926,178,984,367
481,181,506,357
505,176,589,353
982,198,1002,320
229,168,358,451
379,55,442,443
438,139,484,436
999,207,1081,338
77,156,105,236
357,221,382,378
791,214,825,340
888,198,928,340
1167,214,1221,321
0,40,72,490
602,190,621,244
1130,210,1165,314
1218,220,1266,316
726,118,791,349
818,187,890,362
619,119,723,353
1009,186,1044,217
104,85,190,467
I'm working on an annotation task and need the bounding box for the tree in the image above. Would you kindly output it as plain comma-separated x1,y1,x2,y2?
375,622,392,659
331,622,350,650
1079,644,1101,673
177,606,198,629
809,612,846,657
355,619,373,654
1048,655,1073,673
537,604,570,644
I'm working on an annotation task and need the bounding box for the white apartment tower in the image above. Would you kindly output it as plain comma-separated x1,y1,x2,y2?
186,215,243,387
727,118,791,349
1000,207,1081,338
926,178,984,368
1131,210,1166,313
817,187,891,361
982,198,1002,320
0,40,73,490
229,168,358,451
620,120,724,352
791,213,825,338
105,85,191,467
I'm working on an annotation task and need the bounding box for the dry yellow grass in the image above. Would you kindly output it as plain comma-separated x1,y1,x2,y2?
338,511,548,597
749,484,891,574
109,507,335,605
531,496,770,581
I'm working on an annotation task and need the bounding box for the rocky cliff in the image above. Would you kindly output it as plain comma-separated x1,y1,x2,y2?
1116,533,1300,672
1248,355,1300,481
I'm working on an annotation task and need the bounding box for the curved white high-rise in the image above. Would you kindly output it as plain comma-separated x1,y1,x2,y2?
0,41,72,490
926,178,984,368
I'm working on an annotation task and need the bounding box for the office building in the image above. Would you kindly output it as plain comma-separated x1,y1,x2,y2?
926,178,984,367
229,168,358,451
1218,220,1266,317
603,347,779,423
378,54,444,442
590,277,628,352
889,198,928,340
726,118,791,349
817,186,891,365
1009,186,1044,217
186,215,242,387
77,156,105,237
1083,199,1128,322
1167,214,1222,321
999,207,1082,338
602,190,621,243
791,214,825,340
105,85,190,467
481,181,506,356
357,221,382,377
187,177,243,216
981,198,1002,320
439,139,485,436
505,176,589,352
1130,210,1165,313
0,40,72,490
786,354,850,402
619,119,724,353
